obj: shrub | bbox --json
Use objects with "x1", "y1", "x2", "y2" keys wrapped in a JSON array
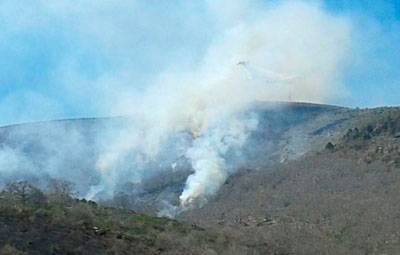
[{"x1": 0, "y1": 244, "x2": 27, "y2": 255}]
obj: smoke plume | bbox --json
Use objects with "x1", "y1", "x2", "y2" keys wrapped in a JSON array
[
  {"x1": 0, "y1": 0, "x2": 357, "y2": 212},
  {"x1": 122, "y1": 0, "x2": 351, "y2": 207}
]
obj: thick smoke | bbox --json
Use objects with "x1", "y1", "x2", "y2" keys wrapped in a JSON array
[
  {"x1": 91, "y1": 1, "x2": 352, "y2": 208},
  {"x1": 0, "y1": 1, "x2": 354, "y2": 212},
  {"x1": 180, "y1": 115, "x2": 258, "y2": 206}
]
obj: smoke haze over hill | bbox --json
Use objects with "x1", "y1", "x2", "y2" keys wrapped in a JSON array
[{"x1": 0, "y1": 0, "x2": 399, "y2": 213}]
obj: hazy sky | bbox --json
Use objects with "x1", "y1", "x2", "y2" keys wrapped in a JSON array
[{"x1": 0, "y1": 0, "x2": 399, "y2": 126}]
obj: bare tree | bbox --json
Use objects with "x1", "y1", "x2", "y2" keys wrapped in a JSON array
[
  {"x1": 6, "y1": 181, "x2": 44, "y2": 204},
  {"x1": 48, "y1": 179, "x2": 74, "y2": 196},
  {"x1": 47, "y1": 179, "x2": 74, "y2": 203}
]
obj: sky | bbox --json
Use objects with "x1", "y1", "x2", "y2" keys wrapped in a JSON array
[{"x1": 0, "y1": 0, "x2": 399, "y2": 126}]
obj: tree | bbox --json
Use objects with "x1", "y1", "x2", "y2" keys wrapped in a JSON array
[
  {"x1": 48, "y1": 179, "x2": 74, "y2": 196},
  {"x1": 6, "y1": 181, "x2": 45, "y2": 204},
  {"x1": 325, "y1": 142, "x2": 335, "y2": 151},
  {"x1": 47, "y1": 179, "x2": 74, "y2": 204},
  {"x1": 7, "y1": 181, "x2": 35, "y2": 200}
]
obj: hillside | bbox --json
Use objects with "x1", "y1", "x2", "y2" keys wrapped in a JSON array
[
  {"x1": 0, "y1": 184, "x2": 246, "y2": 255},
  {"x1": 180, "y1": 105, "x2": 400, "y2": 254},
  {"x1": 0, "y1": 102, "x2": 400, "y2": 254},
  {"x1": 0, "y1": 102, "x2": 349, "y2": 213}
]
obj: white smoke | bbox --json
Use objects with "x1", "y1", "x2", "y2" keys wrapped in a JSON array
[
  {"x1": 180, "y1": 114, "x2": 258, "y2": 206},
  {"x1": 98, "y1": 0, "x2": 352, "y2": 208},
  {"x1": 0, "y1": 0, "x2": 354, "y2": 212}
]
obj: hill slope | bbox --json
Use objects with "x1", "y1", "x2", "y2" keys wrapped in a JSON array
[
  {"x1": 180, "y1": 105, "x2": 400, "y2": 254},
  {"x1": 0, "y1": 188, "x2": 247, "y2": 255},
  {"x1": 1, "y1": 102, "x2": 400, "y2": 254}
]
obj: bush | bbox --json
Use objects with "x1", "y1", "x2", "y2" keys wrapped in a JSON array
[{"x1": 0, "y1": 244, "x2": 27, "y2": 255}]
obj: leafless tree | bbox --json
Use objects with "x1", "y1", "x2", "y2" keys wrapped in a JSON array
[{"x1": 6, "y1": 181, "x2": 44, "y2": 203}]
